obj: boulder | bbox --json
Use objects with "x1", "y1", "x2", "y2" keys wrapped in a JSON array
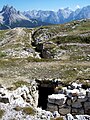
[
  {"x1": 0, "y1": 81, "x2": 38, "y2": 108},
  {"x1": 66, "y1": 113, "x2": 74, "y2": 120},
  {"x1": 48, "y1": 94, "x2": 66, "y2": 106},
  {"x1": 78, "y1": 88, "x2": 86, "y2": 97},
  {"x1": 65, "y1": 89, "x2": 79, "y2": 97},
  {"x1": 53, "y1": 111, "x2": 60, "y2": 118},
  {"x1": 66, "y1": 98, "x2": 72, "y2": 106},
  {"x1": 72, "y1": 101, "x2": 82, "y2": 108},
  {"x1": 84, "y1": 102, "x2": 90, "y2": 114},
  {"x1": 59, "y1": 105, "x2": 71, "y2": 115},
  {"x1": 76, "y1": 115, "x2": 90, "y2": 120},
  {"x1": 0, "y1": 97, "x2": 9, "y2": 103},
  {"x1": 47, "y1": 103, "x2": 58, "y2": 112},
  {"x1": 72, "y1": 108, "x2": 84, "y2": 115},
  {"x1": 71, "y1": 82, "x2": 82, "y2": 89}
]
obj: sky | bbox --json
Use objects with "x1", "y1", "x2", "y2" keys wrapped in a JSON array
[{"x1": 0, "y1": 0, "x2": 90, "y2": 11}]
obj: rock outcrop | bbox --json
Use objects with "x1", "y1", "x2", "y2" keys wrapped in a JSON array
[{"x1": 0, "y1": 81, "x2": 38, "y2": 108}]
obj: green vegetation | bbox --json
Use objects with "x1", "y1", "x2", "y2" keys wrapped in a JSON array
[
  {"x1": 13, "y1": 106, "x2": 22, "y2": 111},
  {"x1": 0, "y1": 30, "x2": 7, "y2": 39},
  {"x1": 14, "y1": 106, "x2": 35, "y2": 115},
  {"x1": 0, "y1": 19, "x2": 89, "y2": 87},
  {"x1": 0, "y1": 51, "x2": 7, "y2": 57},
  {"x1": 0, "y1": 109, "x2": 5, "y2": 118},
  {"x1": 55, "y1": 117, "x2": 64, "y2": 120},
  {"x1": 50, "y1": 117, "x2": 64, "y2": 120},
  {"x1": 13, "y1": 81, "x2": 31, "y2": 89},
  {"x1": 22, "y1": 107, "x2": 35, "y2": 115},
  {"x1": 51, "y1": 35, "x2": 90, "y2": 44},
  {"x1": 26, "y1": 56, "x2": 54, "y2": 62}
]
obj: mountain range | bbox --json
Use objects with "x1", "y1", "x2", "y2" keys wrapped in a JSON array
[
  {"x1": 24, "y1": 6, "x2": 90, "y2": 24},
  {"x1": 0, "y1": 5, "x2": 48, "y2": 29},
  {"x1": 0, "y1": 5, "x2": 90, "y2": 29}
]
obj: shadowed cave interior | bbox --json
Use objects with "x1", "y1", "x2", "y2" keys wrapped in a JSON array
[{"x1": 37, "y1": 81, "x2": 58, "y2": 109}]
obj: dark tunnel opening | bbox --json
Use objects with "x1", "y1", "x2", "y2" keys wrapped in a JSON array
[
  {"x1": 38, "y1": 86, "x2": 54, "y2": 110},
  {"x1": 36, "y1": 80, "x2": 59, "y2": 110}
]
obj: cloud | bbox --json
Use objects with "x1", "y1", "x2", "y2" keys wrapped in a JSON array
[{"x1": 76, "y1": 5, "x2": 80, "y2": 9}]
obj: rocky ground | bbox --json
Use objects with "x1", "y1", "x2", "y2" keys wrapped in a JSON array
[
  {"x1": 0, "y1": 80, "x2": 90, "y2": 120},
  {"x1": 0, "y1": 19, "x2": 90, "y2": 119}
]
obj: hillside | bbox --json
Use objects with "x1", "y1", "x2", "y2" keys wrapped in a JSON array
[{"x1": 0, "y1": 19, "x2": 89, "y2": 87}]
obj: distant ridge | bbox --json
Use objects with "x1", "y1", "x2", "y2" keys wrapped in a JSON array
[
  {"x1": 0, "y1": 5, "x2": 90, "y2": 29},
  {"x1": 23, "y1": 5, "x2": 90, "y2": 24}
]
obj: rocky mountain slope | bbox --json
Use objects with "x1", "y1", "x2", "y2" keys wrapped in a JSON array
[
  {"x1": 24, "y1": 5, "x2": 90, "y2": 24},
  {"x1": 0, "y1": 5, "x2": 48, "y2": 29},
  {"x1": 0, "y1": 19, "x2": 90, "y2": 61},
  {"x1": 0, "y1": 19, "x2": 90, "y2": 120},
  {"x1": 32, "y1": 19, "x2": 90, "y2": 60},
  {"x1": 0, "y1": 19, "x2": 89, "y2": 86}
]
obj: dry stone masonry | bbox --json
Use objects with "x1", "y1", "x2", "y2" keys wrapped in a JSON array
[
  {"x1": 47, "y1": 82, "x2": 90, "y2": 115},
  {"x1": 0, "y1": 80, "x2": 90, "y2": 120}
]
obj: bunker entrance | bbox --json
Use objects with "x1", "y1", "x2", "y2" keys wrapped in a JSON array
[{"x1": 37, "y1": 80, "x2": 58, "y2": 110}]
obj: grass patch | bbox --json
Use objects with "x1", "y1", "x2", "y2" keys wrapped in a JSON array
[
  {"x1": 0, "y1": 30, "x2": 7, "y2": 40},
  {"x1": 0, "y1": 51, "x2": 7, "y2": 57},
  {"x1": 22, "y1": 107, "x2": 35, "y2": 115},
  {"x1": 0, "y1": 109, "x2": 5, "y2": 118},
  {"x1": 26, "y1": 56, "x2": 54, "y2": 62},
  {"x1": 14, "y1": 106, "x2": 35, "y2": 115},
  {"x1": 13, "y1": 106, "x2": 22, "y2": 111},
  {"x1": 13, "y1": 81, "x2": 31, "y2": 89},
  {"x1": 55, "y1": 117, "x2": 64, "y2": 120},
  {"x1": 50, "y1": 117, "x2": 64, "y2": 120},
  {"x1": 51, "y1": 35, "x2": 90, "y2": 44}
]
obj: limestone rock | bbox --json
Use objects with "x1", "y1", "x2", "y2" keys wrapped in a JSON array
[
  {"x1": 0, "y1": 81, "x2": 38, "y2": 108},
  {"x1": 48, "y1": 94, "x2": 66, "y2": 106},
  {"x1": 47, "y1": 103, "x2": 58, "y2": 112},
  {"x1": 72, "y1": 108, "x2": 84, "y2": 115},
  {"x1": 71, "y1": 82, "x2": 82, "y2": 89},
  {"x1": 72, "y1": 101, "x2": 82, "y2": 108},
  {"x1": 66, "y1": 113, "x2": 74, "y2": 120},
  {"x1": 84, "y1": 102, "x2": 90, "y2": 114},
  {"x1": 66, "y1": 98, "x2": 72, "y2": 106},
  {"x1": 53, "y1": 111, "x2": 60, "y2": 118},
  {"x1": 76, "y1": 115, "x2": 90, "y2": 120},
  {"x1": 59, "y1": 105, "x2": 71, "y2": 115}
]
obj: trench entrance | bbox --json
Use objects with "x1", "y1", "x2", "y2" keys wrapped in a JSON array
[{"x1": 37, "y1": 80, "x2": 58, "y2": 110}]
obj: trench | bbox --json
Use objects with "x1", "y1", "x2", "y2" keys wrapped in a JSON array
[{"x1": 36, "y1": 80, "x2": 58, "y2": 110}]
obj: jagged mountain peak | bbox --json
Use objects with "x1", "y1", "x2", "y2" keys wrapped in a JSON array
[
  {"x1": 1, "y1": 5, "x2": 17, "y2": 14},
  {"x1": 24, "y1": 5, "x2": 90, "y2": 24},
  {"x1": 0, "y1": 5, "x2": 49, "y2": 29},
  {"x1": 2, "y1": 5, "x2": 21, "y2": 16}
]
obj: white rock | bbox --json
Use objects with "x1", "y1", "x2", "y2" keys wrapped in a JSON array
[
  {"x1": 72, "y1": 82, "x2": 82, "y2": 89},
  {"x1": 48, "y1": 94, "x2": 66, "y2": 105},
  {"x1": 76, "y1": 115, "x2": 90, "y2": 120},
  {"x1": 78, "y1": 88, "x2": 86, "y2": 97},
  {"x1": 66, "y1": 113, "x2": 74, "y2": 120},
  {"x1": 53, "y1": 111, "x2": 60, "y2": 118}
]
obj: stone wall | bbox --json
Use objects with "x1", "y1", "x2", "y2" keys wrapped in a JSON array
[{"x1": 47, "y1": 82, "x2": 90, "y2": 115}]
